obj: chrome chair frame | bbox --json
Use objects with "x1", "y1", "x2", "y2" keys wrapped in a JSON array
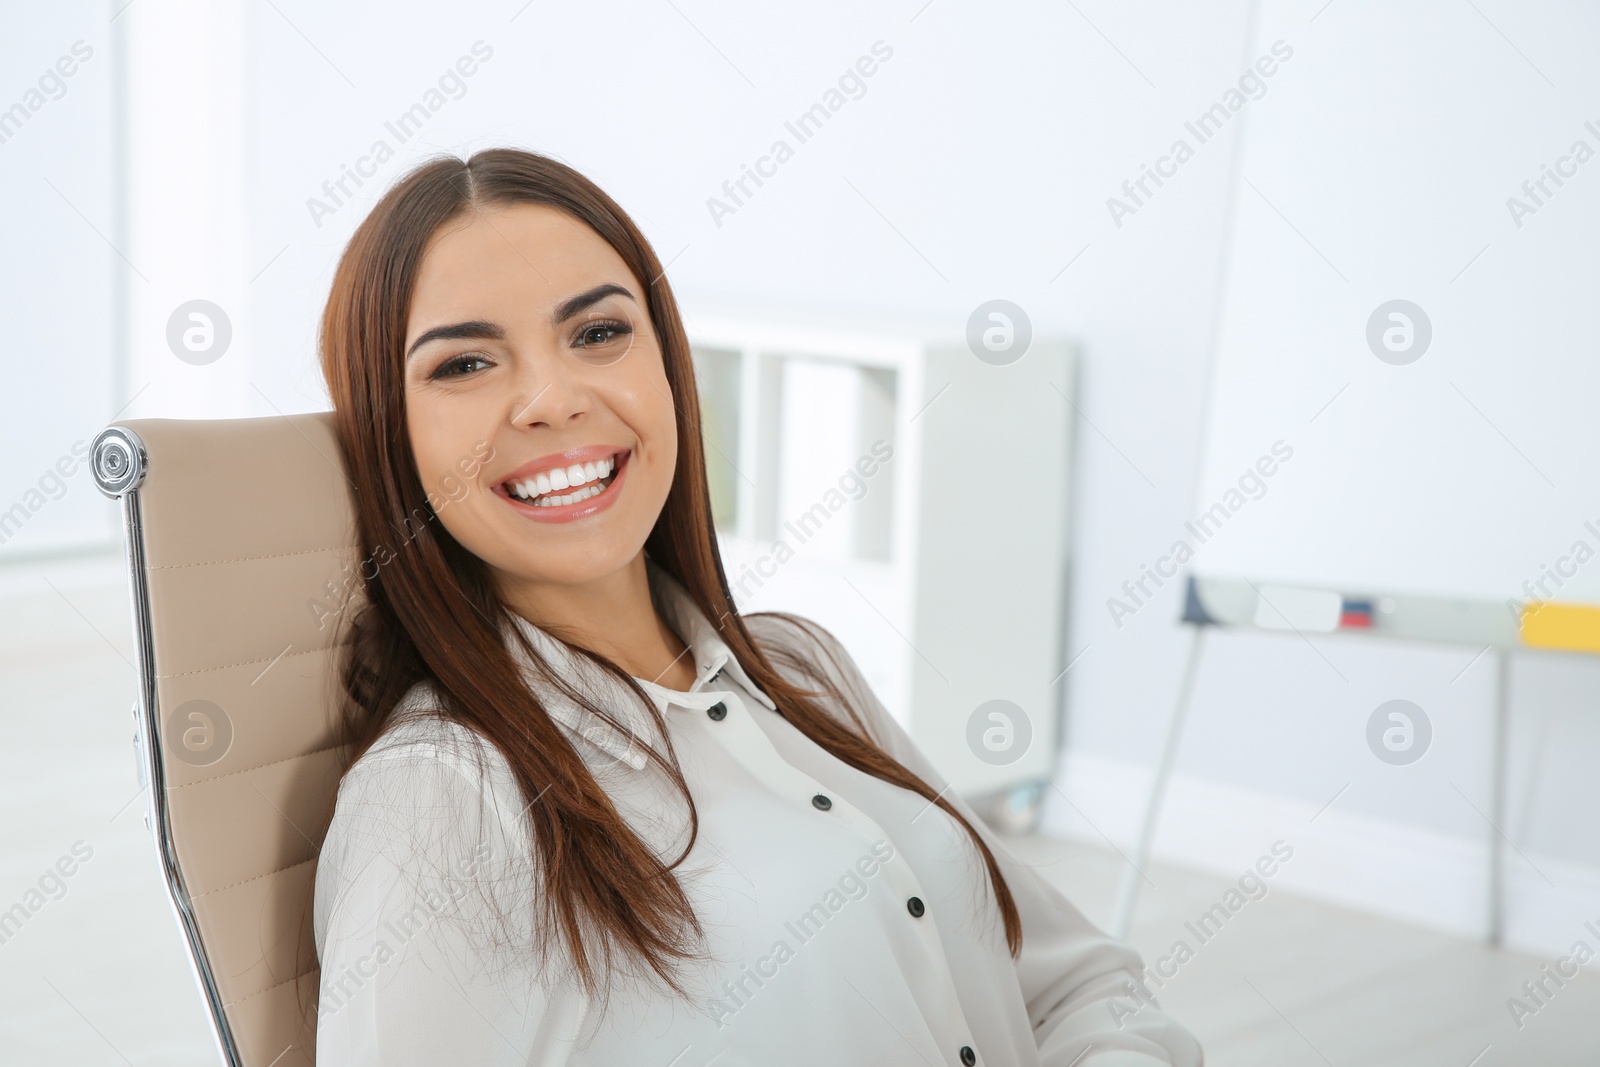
[{"x1": 93, "y1": 423, "x2": 246, "y2": 1067}]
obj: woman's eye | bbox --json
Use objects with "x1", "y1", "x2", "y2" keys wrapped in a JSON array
[
  {"x1": 575, "y1": 320, "x2": 631, "y2": 348},
  {"x1": 432, "y1": 353, "x2": 491, "y2": 379}
]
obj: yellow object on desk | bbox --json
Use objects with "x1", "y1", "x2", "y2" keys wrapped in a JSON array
[{"x1": 1520, "y1": 601, "x2": 1600, "y2": 653}]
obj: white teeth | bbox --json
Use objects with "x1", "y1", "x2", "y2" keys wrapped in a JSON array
[
  {"x1": 533, "y1": 482, "x2": 603, "y2": 507},
  {"x1": 506, "y1": 453, "x2": 621, "y2": 506}
]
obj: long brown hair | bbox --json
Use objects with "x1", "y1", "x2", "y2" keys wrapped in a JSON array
[{"x1": 306, "y1": 147, "x2": 1020, "y2": 1014}]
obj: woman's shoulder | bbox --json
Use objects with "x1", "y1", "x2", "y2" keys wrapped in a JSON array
[
  {"x1": 314, "y1": 681, "x2": 541, "y2": 963},
  {"x1": 325, "y1": 681, "x2": 525, "y2": 855},
  {"x1": 343, "y1": 684, "x2": 484, "y2": 780},
  {"x1": 362, "y1": 679, "x2": 483, "y2": 757}
]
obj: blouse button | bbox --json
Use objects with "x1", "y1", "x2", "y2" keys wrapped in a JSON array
[
  {"x1": 959, "y1": 1045, "x2": 976, "y2": 1065},
  {"x1": 811, "y1": 793, "x2": 833, "y2": 811},
  {"x1": 707, "y1": 701, "x2": 727, "y2": 721},
  {"x1": 906, "y1": 896, "x2": 925, "y2": 918}
]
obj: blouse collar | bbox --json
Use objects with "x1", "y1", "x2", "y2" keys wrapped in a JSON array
[{"x1": 498, "y1": 556, "x2": 777, "y2": 770}]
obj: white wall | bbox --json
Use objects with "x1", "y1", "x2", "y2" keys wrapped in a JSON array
[{"x1": 0, "y1": 8, "x2": 117, "y2": 559}]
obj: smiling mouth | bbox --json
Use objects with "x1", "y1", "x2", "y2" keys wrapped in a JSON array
[{"x1": 502, "y1": 452, "x2": 626, "y2": 508}]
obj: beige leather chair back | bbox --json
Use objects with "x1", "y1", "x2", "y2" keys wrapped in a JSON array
[{"x1": 93, "y1": 413, "x2": 359, "y2": 1067}]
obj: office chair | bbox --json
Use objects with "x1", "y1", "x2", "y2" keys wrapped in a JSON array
[{"x1": 92, "y1": 413, "x2": 360, "y2": 1067}]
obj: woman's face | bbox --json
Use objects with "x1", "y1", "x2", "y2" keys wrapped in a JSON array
[{"x1": 401, "y1": 202, "x2": 678, "y2": 598}]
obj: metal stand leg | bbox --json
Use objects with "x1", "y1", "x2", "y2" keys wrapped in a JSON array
[
  {"x1": 1109, "y1": 626, "x2": 1207, "y2": 939},
  {"x1": 1489, "y1": 649, "x2": 1511, "y2": 947}
]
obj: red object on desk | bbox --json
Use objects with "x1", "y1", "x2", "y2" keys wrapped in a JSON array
[{"x1": 1340, "y1": 599, "x2": 1374, "y2": 628}]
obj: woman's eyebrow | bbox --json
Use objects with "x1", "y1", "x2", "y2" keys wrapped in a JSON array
[
  {"x1": 404, "y1": 284, "x2": 636, "y2": 361},
  {"x1": 405, "y1": 320, "x2": 504, "y2": 362},
  {"x1": 552, "y1": 283, "x2": 635, "y2": 326}
]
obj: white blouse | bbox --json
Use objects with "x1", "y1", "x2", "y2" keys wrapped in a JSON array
[{"x1": 313, "y1": 561, "x2": 1203, "y2": 1066}]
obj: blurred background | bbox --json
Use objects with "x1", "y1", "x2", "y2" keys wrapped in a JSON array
[{"x1": 5, "y1": 0, "x2": 1600, "y2": 1063}]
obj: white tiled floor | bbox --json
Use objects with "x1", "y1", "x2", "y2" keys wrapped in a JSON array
[
  {"x1": 2, "y1": 552, "x2": 1596, "y2": 1064},
  {"x1": 0, "y1": 555, "x2": 219, "y2": 1065},
  {"x1": 1003, "y1": 832, "x2": 1600, "y2": 1065}
]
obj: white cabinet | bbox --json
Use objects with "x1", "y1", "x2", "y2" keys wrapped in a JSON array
[{"x1": 685, "y1": 307, "x2": 1077, "y2": 820}]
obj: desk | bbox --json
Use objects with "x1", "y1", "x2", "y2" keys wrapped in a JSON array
[{"x1": 1108, "y1": 573, "x2": 1592, "y2": 945}]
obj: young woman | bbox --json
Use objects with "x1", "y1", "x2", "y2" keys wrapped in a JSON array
[{"x1": 309, "y1": 147, "x2": 1202, "y2": 1066}]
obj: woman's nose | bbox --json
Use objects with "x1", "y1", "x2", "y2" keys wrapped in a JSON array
[{"x1": 508, "y1": 351, "x2": 588, "y2": 430}]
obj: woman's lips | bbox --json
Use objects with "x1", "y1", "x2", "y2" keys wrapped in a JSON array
[{"x1": 496, "y1": 450, "x2": 629, "y2": 524}]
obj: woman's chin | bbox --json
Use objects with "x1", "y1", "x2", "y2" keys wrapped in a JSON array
[{"x1": 489, "y1": 545, "x2": 643, "y2": 594}]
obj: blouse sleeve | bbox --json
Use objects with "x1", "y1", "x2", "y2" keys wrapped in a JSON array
[
  {"x1": 312, "y1": 713, "x2": 586, "y2": 1067},
  {"x1": 782, "y1": 617, "x2": 1205, "y2": 1067}
]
